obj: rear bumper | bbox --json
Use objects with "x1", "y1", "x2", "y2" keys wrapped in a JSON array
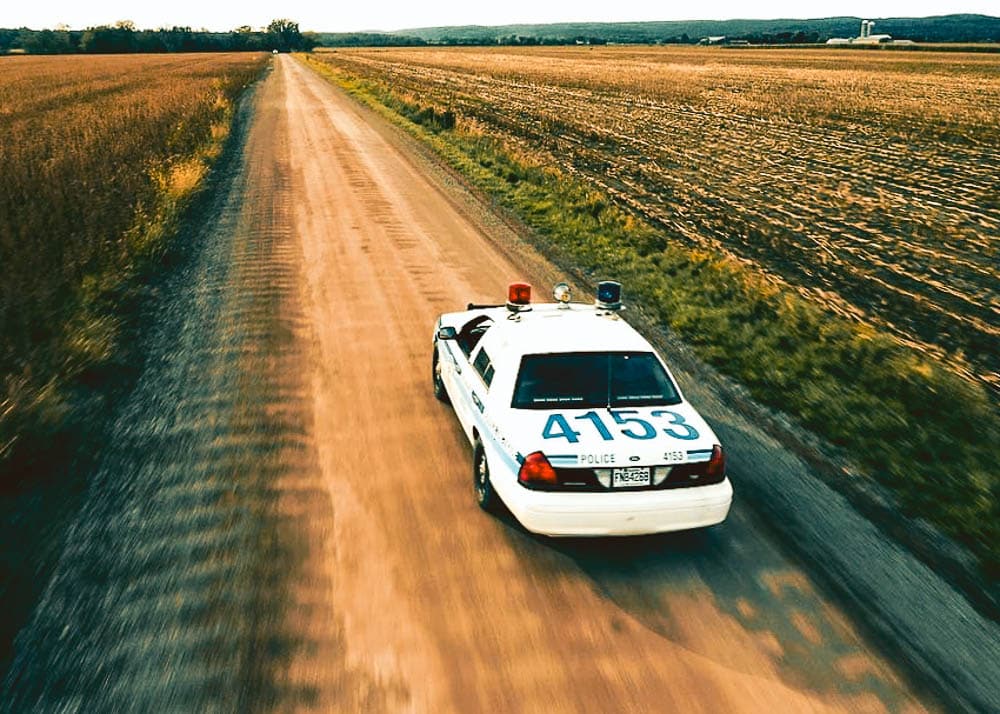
[{"x1": 501, "y1": 478, "x2": 733, "y2": 537}]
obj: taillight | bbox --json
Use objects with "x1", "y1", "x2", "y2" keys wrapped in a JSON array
[
  {"x1": 706, "y1": 445, "x2": 726, "y2": 479},
  {"x1": 518, "y1": 451, "x2": 558, "y2": 487}
]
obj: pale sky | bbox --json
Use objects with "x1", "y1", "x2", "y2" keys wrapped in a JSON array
[{"x1": 2, "y1": 1, "x2": 998, "y2": 33}]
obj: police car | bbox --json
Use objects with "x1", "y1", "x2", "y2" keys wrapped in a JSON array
[{"x1": 432, "y1": 280, "x2": 733, "y2": 536}]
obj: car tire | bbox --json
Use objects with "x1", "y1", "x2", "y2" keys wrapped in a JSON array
[
  {"x1": 473, "y1": 441, "x2": 498, "y2": 513},
  {"x1": 432, "y1": 344, "x2": 450, "y2": 404}
]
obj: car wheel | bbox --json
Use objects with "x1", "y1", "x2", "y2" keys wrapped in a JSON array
[
  {"x1": 473, "y1": 441, "x2": 498, "y2": 512},
  {"x1": 432, "y1": 344, "x2": 450, "y2": 404}
]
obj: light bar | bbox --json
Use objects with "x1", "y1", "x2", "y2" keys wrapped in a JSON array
[
  {"x1": 553, "y1": 282, "x2": 571, "y2": 304},
  {"x1": 507, "y1": 282, "x2": 532, "y2": 312},
  {"x1": 596, "y1": 280, "x2": 623, "y2": 310}
]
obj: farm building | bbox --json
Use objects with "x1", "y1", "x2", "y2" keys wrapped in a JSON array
[
  {"x1": 826, "y1": 20, "x2": 905, "y2": 45},
  {"x1": 697, "y1": 36, "x2": 750, "y2": 46}
]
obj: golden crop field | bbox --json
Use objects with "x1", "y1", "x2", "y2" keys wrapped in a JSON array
[
  {"x1": 318, "y1": 46, "x2": 1000, "y2": 393},
  {"x1": 0, "y1": 53, "x2": 266, "y2": 467}
]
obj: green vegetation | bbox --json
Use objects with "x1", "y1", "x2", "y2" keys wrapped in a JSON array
[
  {"x1": 312, "y1": 32, "x2": 429, "y2": 48},
  {"x1": 378, "y1": 14, "x2": 999, "y2": 45},
  {"x1": 303, "y1": 55, "x2": 1000, "y2": 579},
  {"x1": 5, "y1": 14, "x2": 995, "y2": 55},
  {"x1": 0, "y1": 19, "x2": 313, "y2": 54}
]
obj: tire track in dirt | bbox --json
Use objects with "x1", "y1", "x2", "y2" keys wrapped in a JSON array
[{"x1": 1, "y1": 63, "x2": 393, "y2": 713}]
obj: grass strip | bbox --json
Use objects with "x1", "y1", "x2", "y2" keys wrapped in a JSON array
[{"x1": 302, "y1": 54, "x2": 999, "y2": 580}]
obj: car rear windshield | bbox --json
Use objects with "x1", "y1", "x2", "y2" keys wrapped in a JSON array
[{"x1": 512, "y1": 352, "x2": 681, "y2": 409}]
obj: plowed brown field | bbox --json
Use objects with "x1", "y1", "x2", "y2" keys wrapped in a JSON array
[{"x1": 314, "y1": 47, "x2": 1000, "y2": 392}]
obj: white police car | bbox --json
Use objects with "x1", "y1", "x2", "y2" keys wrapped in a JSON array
[{"x1": 432, "y1": 281, "x2": 733, "y2": 536}]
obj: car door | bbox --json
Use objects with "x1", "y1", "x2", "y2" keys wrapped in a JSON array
[
  {"x1": 446, "y1": 341, "x2": 476, "y2": 439},
  {"x1": 445, "y1": 316, "x2": 493, "y2": 440},
  {"x1": 437, "y1": 331, "x2": 462, "y2": 405}
]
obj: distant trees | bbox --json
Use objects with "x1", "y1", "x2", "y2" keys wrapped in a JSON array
[
  {"x1": 267, "y1": 19, "x2": 313, "y2": 51},
  {"x1": 1, "y1": 19, "x2": 315, "y2": 54},
  {"x1": 80, "y1": 22, "x2": 141, "y2": 53},
  {"x1": 4, "y1": 15, "x2": 997, "y2": 54},
  {"x1": 18, "y1": 28, "x2": 75, "y2": 54},
  {"x1": 0, "y1": 28, "x2": 18, "y2": 53},
  {"x1": 315, "y1": 14, "x2": 1000, "y2": 47},
  {"x1": 733, "y1": 30, "x2": 820, "y2": 45},
  {"x1": 314, "y1": 32, "x2": 427, "y2": 47}
]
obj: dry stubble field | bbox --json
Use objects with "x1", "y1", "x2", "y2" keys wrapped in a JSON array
[
  {"x1": 0, "y1": 53, "x2": 266, "y2": 469},
  {"x1": 0, "y1": 52, "x2": 266, "y2": 675},
  {"x1": 321, "y1": 46, "x2": 1000, "y2": 393}
]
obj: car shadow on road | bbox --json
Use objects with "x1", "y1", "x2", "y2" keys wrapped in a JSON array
[{"x1": 492, "y1": 497, "x2": 918, "y2": 713}]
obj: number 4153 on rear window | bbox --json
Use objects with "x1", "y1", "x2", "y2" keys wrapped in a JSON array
[{"x1": 542, "y1": 410, "x2": 699, "y2": 443}]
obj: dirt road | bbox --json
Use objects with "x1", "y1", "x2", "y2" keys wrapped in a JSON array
[{"x1": 0, "y1": 55, "x2": 968, "y2": 712}]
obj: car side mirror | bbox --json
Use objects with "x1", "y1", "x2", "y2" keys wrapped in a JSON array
[{"x1": 437, "y1": 326, "x2": 457, "y2": 340}]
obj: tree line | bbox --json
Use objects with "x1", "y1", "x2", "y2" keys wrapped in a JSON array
[
  {"x1": 1, "y1": 19, "x2": 314, "y2": 54},
  {"x1": 4, "y1": 14, "x2": 997, "y2": 54},
  {"x1": 391, "y1": 14, "x2": 1000, "y2": 45}
]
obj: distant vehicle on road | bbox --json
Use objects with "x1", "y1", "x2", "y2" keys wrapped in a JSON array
[{"x1": 432, "y1": 281, "x2": 733, "y2": 536}]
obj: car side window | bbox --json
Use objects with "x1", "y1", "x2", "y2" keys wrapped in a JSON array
[
  {"x1": 472, "y1": 347, "x2": 495, "y2": 388},
  {"x1": 457, "y1": 315, "x2": 493, "y2": 357}
]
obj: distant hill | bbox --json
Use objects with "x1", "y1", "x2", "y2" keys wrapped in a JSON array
[
  {"x1": 313, "y1": 32, "x2": 427, "y2": 47},
  {"x1": 316, "y1": 14, "x2": 999, "y2": 46}
]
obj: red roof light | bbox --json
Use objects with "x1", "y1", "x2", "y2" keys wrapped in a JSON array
[
  {"x1": 508, "y1": 282, "x2": 531, "y2": 304},
  {"x1": 507, "y1": 282, "x2": 532, "y2": 312}
]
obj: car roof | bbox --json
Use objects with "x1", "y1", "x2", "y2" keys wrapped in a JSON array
[{"x1": 473, "y1": 303, "x2": 653, "y2": 359}]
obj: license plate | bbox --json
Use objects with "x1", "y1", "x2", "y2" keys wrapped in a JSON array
[{"x1": 612, "y1": 467, "x2": 651, "y2": 488}]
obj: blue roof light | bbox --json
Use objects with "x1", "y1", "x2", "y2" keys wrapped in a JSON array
[{"x1": 596, "y1": 281, "x2": 623, "y2": 310}]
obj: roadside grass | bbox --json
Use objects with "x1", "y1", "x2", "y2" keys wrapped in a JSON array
[{"x1": 302, "y1": 55, "x2": 1000, "y2": 580}]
